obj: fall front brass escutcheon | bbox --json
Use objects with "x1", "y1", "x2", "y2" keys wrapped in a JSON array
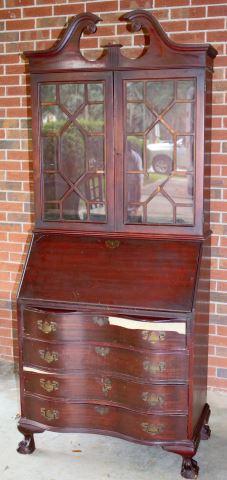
[
  {"x1": 37, "y1": 320, "x2": 57, "y2": 334},
  {"x1": 41, "y1": 408, "x2": 59, "y2": 421},
  {"x1": 40, "y1": 379, "x2": 59, "y2": 393},
  {"x1": 101, "y1": 377, "x2": 112, "y2": 396},
  {"x1": 105, "y1": 239, "x2": 120, "y2": 249},
  {"x1": 95, "y1": 346, "x2": 110, "y2": 357},
  {"x1": 39, "y1": 350, "x2": 59, "y2": 364},
  {"x1": 142, "y1": 330, "x2": 166, "y2": 345},
  {"x1": 142, "y1": 392, "x2": 164, "y2": 407},
  {"x1": 141, "y1": 423, "x2": 164, "y2": 435},
  {"x1": 143, "y1": 360, "x2": 166, "y2": 374}
]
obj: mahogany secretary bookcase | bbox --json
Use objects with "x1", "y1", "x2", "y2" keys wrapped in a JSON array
[{"x1": 17, "y1": 10, "x2": 217, "y2": 479}]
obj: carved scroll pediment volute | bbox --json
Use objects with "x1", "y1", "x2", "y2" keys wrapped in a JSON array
[
  {"x1": 118, "y1": 10, "x2": 217, "y2": 70},
  {"x1": 24, "y1": 9, "x2": 217, "y2": 73},
  {"x1": 24, "y1": 12, "x2": 108, "y2": 72}
]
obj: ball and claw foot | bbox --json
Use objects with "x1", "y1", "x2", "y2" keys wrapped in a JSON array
[
  {"x1": 181, "y1": 457, "x2": 199, "y2": 479},
  {"x1": 201, "y1": 424, "x2": 211, "y2": 440},
  {"x1": 17, "y1": 434, "x2": 35, "y2": 455}
]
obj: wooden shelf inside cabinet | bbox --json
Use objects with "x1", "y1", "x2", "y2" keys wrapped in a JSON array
[{"x1": 17, "y1": 9, "x2": 216, "y2": 479}]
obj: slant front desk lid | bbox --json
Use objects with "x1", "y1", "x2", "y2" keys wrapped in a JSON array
[{"x1": 18, "y1": 234, "x2": 200, "y2": 313}]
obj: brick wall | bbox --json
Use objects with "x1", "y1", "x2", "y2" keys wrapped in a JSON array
[{"x1": 0, "y1": 0, "x2": 226, "y2": 391}]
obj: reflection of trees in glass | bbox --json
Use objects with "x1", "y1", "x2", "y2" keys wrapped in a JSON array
[
  {"x1": 41, "y1": 106, "x2": 67, "y2": 133},
  {"x1": 87, "y1": 83, "x2": 104, "y2": 101},
  {"x1": 127, "y1": 103, "x2": 155, "y2": 133},
  {"x1": 126, "y1": 81, "x2": 144, "y2": 100},
  {"x1": 77, "y1": 105, "x2": 104, "y2": 132},
  {"x1": 41, "y1": 84, "x2": 56, "y2": 103},
  {"x1": 61, "y1": 124, "x2": 85, "y2": 182},
  {"x1": 60, "y1": 84, "x2": 85, "y2": 114},
  {"x1": 146, "y1": 81, "x2": 174, "y2": 113},
  {"x1": 43, "y1": 137, "x2": 57, "y2": 170}
]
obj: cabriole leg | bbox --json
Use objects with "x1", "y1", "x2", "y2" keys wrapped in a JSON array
[{"x1": 17, "y1": 423, "x2": 44, "y2": 454}]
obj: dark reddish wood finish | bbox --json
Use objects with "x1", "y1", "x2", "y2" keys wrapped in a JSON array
[
  {"x1": 23, "y1": 338, "x2": 188, "y2": 381},
  {"x1": 17, "y1": 9, "x2": 216, "y2": 479},
  {"x1": 24, "y1": 371, "x2": 188, "y2": 413},
  {"x1": 23, "y1": 395, "x2": 188, "y2": 441},
  {"x1": 19, "y1": 235, "x2": 199, "y2": 313}
]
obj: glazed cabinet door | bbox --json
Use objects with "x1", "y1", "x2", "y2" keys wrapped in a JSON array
[
  {"x1": 32, "y1": 71, "x2": 114, "y2": 231},
  {"x1": 114, "y1": 69, "x2": 205, "y2": 236}
]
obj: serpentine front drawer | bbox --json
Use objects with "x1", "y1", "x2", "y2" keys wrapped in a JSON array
[
  {"x1": 23, "y1": 308, "x2": 187, "y2": 350},
  {"x1": 23, "y1": 338, "x2": 189, "y2": 382},
  {"x1": 23, "y1": 395, "x2": 188, "y2": 442},
  {"x1": 24, "y1": 370, "x2": 188, "y2": 414}
]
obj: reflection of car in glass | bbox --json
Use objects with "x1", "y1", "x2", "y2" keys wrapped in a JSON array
[
  {"x1": 147, "y1": 137, "x2": 185, "y2": 174},
  {"x1": 146, "y1": 135, "x2": 193, "y2": 196}
]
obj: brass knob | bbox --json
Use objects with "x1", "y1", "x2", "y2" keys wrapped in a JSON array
[
  {"x1": 41, "y1": 408, "x2": 59, "y2": 421},
  {"x1": 37, "y1": 320, "x2": 57, "y2": 334}
]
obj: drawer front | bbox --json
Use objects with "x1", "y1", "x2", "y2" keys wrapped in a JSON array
[
  {"x1": 23, "y1": 339, "x2": 188, "y2": 381},
  {"x1": 24, "y1": 371, "x2": 188, "y2": 413},
  {"x1": 23, "y1": 395, "x2": 188, "y2": 441},
  {"x1": 23, "y1": 308, "x2": 186, "y2": 350}
]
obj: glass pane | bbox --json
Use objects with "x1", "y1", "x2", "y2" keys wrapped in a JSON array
[
  {"x1": 127, "y1": 172, "x2": 168, "y2": 204},
  {"x1": 87, "y1": 83, "x2": 104, "y2": 102},
  {"x1": 90, "y1": 203, "x2": 106, "y2": 222},
  {"x1": 163, "y1": 103, "x2": 194, "y2": 133},
  {"x1": 78, "y1": 175, "x2": 105, "y2": 202},
  {"x1": 147, "y1": 122, "x2": 173, "y2": 174},
  {"x1": 42, "y1": 137, "x2": 57, "y2": 170},
  {"x1": 77, "y1": 104, "x2": 104, "y2": 132},
  {"x1": 41, "y1": 106, "x2": 67, "y2": 133},
  {"x1": 163, "y1": 174, "x2": 193, "y2": 205},
  {"x1": 177, "y1": 136, "x2": 194, "y2": 172},
  {"x1": 43, "y1": 173, "x2": 69, "y2": 201},
  {"x1": 127, "y1": 103, "x2": 155, "y2": 133},
  {"x1": 62, "y1": 191, "x2": 87, "y2": 221},
  {"x1": 60, "y1": 124, "x2": 85, "y2": 182},
  {"x1": 127, "y1": 205, "x2": 143, "y2": 223},
  {"x1": 126, "y1": 138, "x2": 144, "y2": 171},
  {"x1": 41, "y1": 84, "x2": 56, "y2": 103},
  {"x1": 146, "y1": 80, "x2": 174, "y2": 114},
  {"x1": 177, "y1": 80, "x2": 195, "y2": 100},
  {"x1": 44, "y1": 203, "x2": 60, "y2": 220},
  {"x1": 60, "y1": 84, "x2": 85, "y2": 114},
  {"x1": 147, "y1": 194, "x2": 173, "y2": 224},
  {"x1": 126, "y1": 81, "x2": 144, "y2": 100},
  {"x1": 87, "y1": 136, "x2": 104, "y2": 172},
  {"x1": 176, "y1": 205, "x2": 194, "y2": 225}
]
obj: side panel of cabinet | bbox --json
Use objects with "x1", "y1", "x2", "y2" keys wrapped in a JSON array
[
  {"x1": 31, "y1": 71, "x2": 115, "y2": 231},
  {"x1": 114, "y1": 69, "x2": 205, "y2": 236}
]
